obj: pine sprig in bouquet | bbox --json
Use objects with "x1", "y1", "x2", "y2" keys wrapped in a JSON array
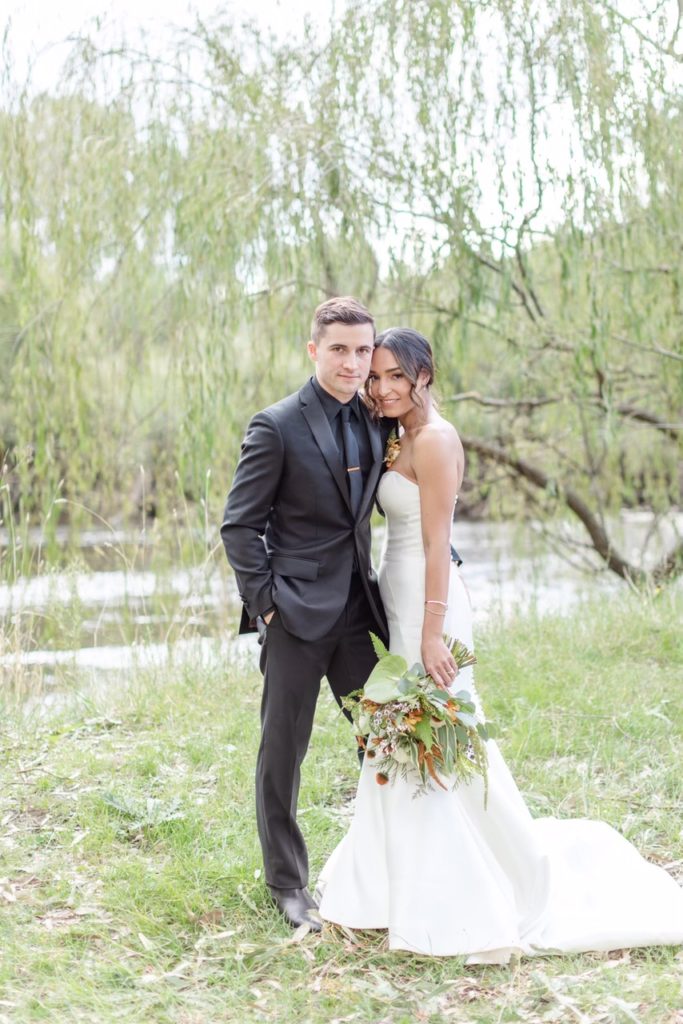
[{"x1": 342, "y1": 634, "x2": 494, "y2": 802}]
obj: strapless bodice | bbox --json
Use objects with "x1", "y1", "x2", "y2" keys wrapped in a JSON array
[
  {"x1": 377, "y1": 471, "x2": 424, "y2": 560},
  {"x1": 378, "y1": 471, "x2": 457, "y2": 562}
]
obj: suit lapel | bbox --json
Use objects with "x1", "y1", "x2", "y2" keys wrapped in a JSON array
[
  {"x1": 357, "y1": 402, "x2": 384, "y2": 520},
  {"x1": 299, "y1": 380, "x2": 352, "y2": 512}
]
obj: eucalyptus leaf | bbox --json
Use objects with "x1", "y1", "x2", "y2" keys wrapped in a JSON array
[
  {"x1": 364, "y1": 654, "x2": 408, "y2": 702},
  {"x1": 414, "y1": 716, "x2": 433, "y2": 751},
  {"x1": 442, "y1": 723, "x2": 456, "y2": 763},
  {"x1": 457, "y1": 711, "x2": 478, "y2": 728},
  {"x1": 398, "y1": 675, "x2": 418, "y2": 696},
  {"x1": 364, "y1": 676, "x2": 402, "y2": 703}
]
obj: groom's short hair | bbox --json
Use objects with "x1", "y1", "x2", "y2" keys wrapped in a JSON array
[{"x1": 311, "y1": 296, "x2": 375, "y2": 344}]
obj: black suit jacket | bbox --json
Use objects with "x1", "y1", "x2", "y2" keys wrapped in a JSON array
[{"x1": 221, "y1": 379, "x2": 395, "y2": 643}]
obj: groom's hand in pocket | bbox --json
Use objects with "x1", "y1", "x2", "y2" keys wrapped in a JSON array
[{"x1": 256, "y1": 608, "x2": 275, "y2": 645}]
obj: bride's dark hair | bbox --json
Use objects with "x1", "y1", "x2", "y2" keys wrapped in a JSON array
[{"x1": 365, "y1": 327, "x2": 436, "y2": 417}]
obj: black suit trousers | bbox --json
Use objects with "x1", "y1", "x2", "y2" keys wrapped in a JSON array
[{"x1": 256, "y1": 573, "x2": 378, "y2": 890}]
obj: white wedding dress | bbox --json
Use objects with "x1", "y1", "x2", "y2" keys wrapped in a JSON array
[{"x1": 318, "y1": 471, "x2": 683, "y2": 961}]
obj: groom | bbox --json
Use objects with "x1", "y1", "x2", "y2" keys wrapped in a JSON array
[{"x1": 221, "y1": 296, "x2": 394, "y2": 931}]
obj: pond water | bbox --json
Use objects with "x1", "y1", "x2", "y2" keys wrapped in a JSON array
[{"x1": 1, "y1": 510, "x2": 679, "y2": 702}]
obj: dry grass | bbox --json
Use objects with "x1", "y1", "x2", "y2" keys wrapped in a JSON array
[{"x1": 1, "y1": 589, "x2": 682, "y2": 1023}]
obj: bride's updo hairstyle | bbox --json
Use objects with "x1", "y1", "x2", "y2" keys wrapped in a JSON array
[{"x1": 366, "y1": 327, "x2": 436, "y2": 416}]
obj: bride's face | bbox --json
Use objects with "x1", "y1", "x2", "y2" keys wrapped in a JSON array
[{"x1": 367, "y1": 345, "x2": 427, "y2": 417}]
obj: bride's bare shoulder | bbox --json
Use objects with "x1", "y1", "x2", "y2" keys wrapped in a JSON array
[
  {"x1": 411, "y1": 418, "x2": 465, "y2": 490},
  {"x1": 413, "y1": 417, "x2": 464, "y2": 459}
]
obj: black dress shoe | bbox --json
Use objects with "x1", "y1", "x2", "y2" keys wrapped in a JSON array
[{"x1": 268, "y1": 886, "x2": 322, "y2": 931}]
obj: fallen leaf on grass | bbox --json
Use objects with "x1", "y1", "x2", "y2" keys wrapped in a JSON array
[
  {"x1": 603, "y1": 996, "x2": 643, "y2": 1024},
  {"x1": 237, "y1": 883, "x2": 261, "y2": 914},
  {"x1": 37, "y1": 908, "x2": 82, "y2": 929},
  {"x1": 190, "y1": 908, "x2": 225, "y2": 929},
  {"x1": 138, "y1": 932, "x2": 155, "y2": 951},
  {"x1": 194, "y1": 928, "x2": 239, "y2": 949},
  {"x1": 102, "y1": 792, "x2": 185, "y2": 834},
  {"x1": 7, "y1": 808, "x2": 50, "y2": 832},
  {"x1": 137, "y1": 973, "x2": 161, "y2": 986},
  {"x1": 337, "y1": 924, "x2": 360, "y2": 945},
  {"x1": 663, "y1": 859, "x2": 683, "y2": 881},
  {"x1": 290, "y1": 921, "x2": 314, "y2": 943},
  {"x1": 449, "y1": 981, "x2": 483, "y2": 1002},
  {"x1": 601, "y1": 949, "x2": 631, "y2": 968}
]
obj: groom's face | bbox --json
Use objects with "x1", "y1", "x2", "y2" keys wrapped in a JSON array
[{"x1": 308, "y1": 323, "x2": 375, "y2": 403}]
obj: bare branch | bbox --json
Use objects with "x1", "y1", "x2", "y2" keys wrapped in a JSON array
[
  {"x1": 610, "y1": 403, "x2": 682, "y2": 443},
  {"x1": 461, "y1": 434, "x2": 647, "y2": 583},
  {"x1": 611, "y1": 333, "x2": 683, "y2": 363},
  {"x1": 470, "y1": 250, "x2": 540, "y2": 326},
  {"x1": 515, "y1": 232, "x2": 546, "y2": 319},
  {"x1": 446, "y1": 391, "x2": 561, "y2": 411},
  {"x1": 601, "y1": 2, "x2": 683, "y2": 62},
  {"x1": 447, "y1": 391, "x2": 681, "y2": 442},
  {"x1": 607, "y1": 261, "x2": 676, "y2": 275}
]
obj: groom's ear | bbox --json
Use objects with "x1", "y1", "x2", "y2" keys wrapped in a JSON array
[{"x1": 307, "y1": 339, "x2": 317, "y2": 362}]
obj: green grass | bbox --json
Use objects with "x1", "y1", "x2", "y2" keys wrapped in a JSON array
[{"x1": 1, "y1": 591, "x2": 682, "y2": 1023}]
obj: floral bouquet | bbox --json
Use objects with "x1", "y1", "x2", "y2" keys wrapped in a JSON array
[{"x1": 342, "y1": 634, "x2": 494, "y2": 802}]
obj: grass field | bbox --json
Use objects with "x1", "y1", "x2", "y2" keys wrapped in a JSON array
[{"x1": 1, "y1": 590, "x2": 682, "y2": 1023}]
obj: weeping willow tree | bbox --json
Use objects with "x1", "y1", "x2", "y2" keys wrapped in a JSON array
[
  {"x1": 0, "y1": 0, "x2": 681, "y2": 581},
  {"x1": 259, "y1": 0, "x2": 683, "y2": 582}
]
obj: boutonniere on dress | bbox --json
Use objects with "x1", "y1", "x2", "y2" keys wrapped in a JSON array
[{"x1": 384, "y1": 429, "x2": 401, "y2": 467}]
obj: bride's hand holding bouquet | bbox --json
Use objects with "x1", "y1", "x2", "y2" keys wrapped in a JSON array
[{"x1": 342, "y1": 634, "x2": 495, "y2": 802}]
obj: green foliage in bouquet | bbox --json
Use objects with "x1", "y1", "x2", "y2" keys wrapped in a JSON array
[{"x1": 342, "y1": 634, "x2": 495, "y2": 803}]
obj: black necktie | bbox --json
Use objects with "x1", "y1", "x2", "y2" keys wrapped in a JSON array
[{"x1": 340, "y1": 405, "x2": 362, "y2": 516}]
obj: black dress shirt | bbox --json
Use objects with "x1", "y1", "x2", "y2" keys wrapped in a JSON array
[{"x1": 310, "y1": 377, "x2": 372, "y2": 483}]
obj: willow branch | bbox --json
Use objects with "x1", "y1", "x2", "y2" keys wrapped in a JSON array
[
  {"x1": 447, "y1": 391, "x2": 561, "y2": 411},
  {"x1": 601, "y1": 2, "x2": 683, "y2": 62},
  {"x1": 610, "y1": 403, "x2": 681, "y2": 443},
  {"x1": 447, "y1": 391, "x2": 681, "y2": 442},
  {"x1": 611, "y1": 334, "x2": 683, "y2": 363},
  {"x1": 460, "y1": 435, "x2": 645, "y2": 583}
]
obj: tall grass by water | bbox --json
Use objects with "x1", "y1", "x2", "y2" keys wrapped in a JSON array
[{"x1": 1, "y1": 591, "x2": 681, "y2": 1023}]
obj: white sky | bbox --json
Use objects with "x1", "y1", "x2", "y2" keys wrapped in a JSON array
[
  {"x1": 5, "y1": 1, "x2": 681, "y2": 251},
  {"x1": 5, "y1": 0, "x2": 335, "y2": 91}
]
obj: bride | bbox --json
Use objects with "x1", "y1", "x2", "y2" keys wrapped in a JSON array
[{"x1": 318, "y1": 327, "x2": 683, "y2": 961}]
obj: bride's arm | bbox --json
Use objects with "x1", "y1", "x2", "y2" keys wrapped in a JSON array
[{"x1": 413, "y1": 426, "x2": 464, "y2": 689}]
